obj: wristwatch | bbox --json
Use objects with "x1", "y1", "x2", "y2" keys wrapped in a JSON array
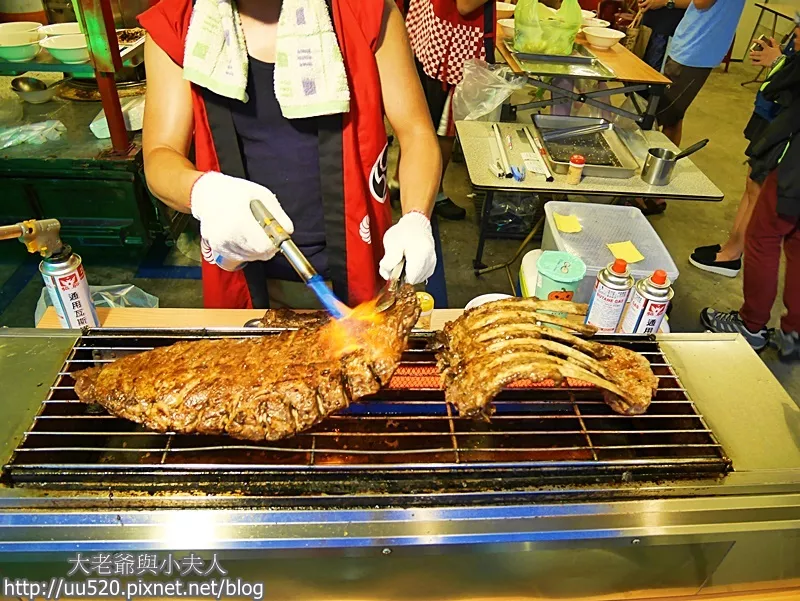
[{"x1": 666, "y1": 0, "x2": 675, "y2": 7}]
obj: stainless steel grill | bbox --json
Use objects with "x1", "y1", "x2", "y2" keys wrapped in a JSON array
[{"x1": 3, "y1": 329, "x2": 732, "y2": 494}]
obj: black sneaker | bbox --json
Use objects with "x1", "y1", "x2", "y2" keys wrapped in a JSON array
[
  {"x1": 689, "y1": 252, "x2": 741, "y2": 277},
  {"x1": 772, "y1": 329, "x2": 800, "y2": 362},
  {"x1": 692, "y1": 244, "x2": 721, "y2": 258},
  {"x1": 700, "y1": 308, "x2": 769, "y2": 351},
  {"x1": 434, "y1": 197, "x2": 466, "y2": 220}
]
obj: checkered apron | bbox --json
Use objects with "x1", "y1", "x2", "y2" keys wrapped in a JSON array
[{"x1": 406, "y1": 0, "x2": 490, "y2": 87}]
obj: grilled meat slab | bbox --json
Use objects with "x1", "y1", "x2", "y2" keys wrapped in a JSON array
[
  {"x1": 258, "y1": 308, "x2": 329, "y2": 329},
  {"x1": 73, "y1": 286, "x2": 420, "y2": 441},
  {"x1": 437, "y1": 298, "x2": 657, "y2": 416}
]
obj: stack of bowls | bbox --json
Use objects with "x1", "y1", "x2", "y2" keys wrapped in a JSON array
[
  {"x1": 39, "y1": 33, "x2": 89, "y2": 64},
  {"x1": 496, "y1": 1, "x2": 515, "y2": 20},
  {"x1": 582, "y1": 17, "x2": 611, "y2": 28},
  {"x1": 582, "y1": 26, "x2": 625, "y2": 49},
  {"x1": 38, "y1": 22, "x2": 82, "y2": 36},
  {"x1": 0, "y1": 21, "x2": 89, "y2": 64},
  {"x1": 0, "y1": 22, "x2": 43, "y2": 63}
]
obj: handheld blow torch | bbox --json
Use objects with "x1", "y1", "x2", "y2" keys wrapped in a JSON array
[
  {"x1": 249, "y1": 199, "x2": 349, "y2": 319},
  {"x1": 0, "y1": 218, "x2": 64, "y2": 258},
  {"x1": 0, "y1": 218, "x2": 99, "y2": 328}
]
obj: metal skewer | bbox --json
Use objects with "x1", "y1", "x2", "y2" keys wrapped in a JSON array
[
  {"x1": 491, "y1": 123, "x2": 512, "y2": 177},
  {"x1": 523, "y1": 126, "x2": 554, "y2": 182}
]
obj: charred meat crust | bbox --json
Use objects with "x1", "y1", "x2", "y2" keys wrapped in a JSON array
[
  {"x1": 258, "y1": 309, "x2": 329, "y2": 329},
  {"x1": 72, "y1": 286, "x2": 421, "y2": 442}
]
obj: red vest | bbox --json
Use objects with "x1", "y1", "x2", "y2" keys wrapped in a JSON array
[{"x1": 139, "y1": 0, "x2": 392, "y2": 308}]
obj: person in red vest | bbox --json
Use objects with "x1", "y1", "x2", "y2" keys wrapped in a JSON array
[
  {"x1": 139, "y1": 0, "x2": 442, "y2": 310},
  {"x1": 400, "y1": 0, "x2": 495, "y2": 220}
]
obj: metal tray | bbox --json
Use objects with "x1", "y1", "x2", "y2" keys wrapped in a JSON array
[
  {"x1": 513, "y1": 42, "x2": 596, "y2": 64},
  {"x1": 505, "y1": 40, "x2": 616, "y2": 79},
  {"x1": 532, "y1": 115, "x2": 639, "y2": 179}
]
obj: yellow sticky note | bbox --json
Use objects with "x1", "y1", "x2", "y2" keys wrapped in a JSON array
[
  {"x1": 607, "y1": 241, "x2": 645, "y2": 263},
  {"x1": 554, "y1": 213, "x2": 582, "y2": 233}
]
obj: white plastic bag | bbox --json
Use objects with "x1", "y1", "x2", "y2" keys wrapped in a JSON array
[
  {"x1": 0, "y1": 98, "x2": 23, "y2": 127},
  {"x1": 90, "y1": 96, "x2": 145, "y2": 139},
  {"x1": 35, "y1": 284, "x2": 159, "y2": 324},
  {"x1": 0, "y1": 120, "x2": 65, "y2": 150},
  {"x1": 453, "y1": 60, "x2": 526, "y2": 122}
]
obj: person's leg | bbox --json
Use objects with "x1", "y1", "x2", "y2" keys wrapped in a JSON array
[
  {"x1": 439, "y1": 135, "x2": 454, "y2": 182},
  {"x1": 550, "y1": 78, "x2": 574, "y2": 116},
  {"x1": 432, "y1": 134, "x2": 465, "y2": 219},
  {"x1": 739, "y1": 171, "x2": 785, "y2": 332},
  {"x1": 719, "y1": 174, "x2": 761, "y2": 261},
  {"x1": 691, "y1": 171, "x2": 761, "y2": 275},
  {"x1": 431, "y1": 91, "x2": 465, "y2": 220},
  {"x1": 661, "y1": 119, "x2": 682, "y2": 147},
  {"x1": 779, "y1": 220, "x2": 800, "y2": 334},
  {"x1": 773, "y1": 222, "x2": 800, "y2": 359},
  {"x1": 636, "y1": 60, "x2": 709, "y2": 213},
  {"x1": 700, "y1": 171, "x2": 782, "y2": 350},
  {"x1": 655, "y1": 60, "x2": 710, "y2": 148}
]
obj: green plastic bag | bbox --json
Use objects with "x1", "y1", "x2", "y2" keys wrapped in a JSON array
[{"x1": 514, "y1": 0, "x2": 582, "y2": 56}]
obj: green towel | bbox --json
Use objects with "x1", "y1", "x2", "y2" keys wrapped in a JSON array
[{"x1": 183, "y1": 0, "x2": 350, "y2": 118}]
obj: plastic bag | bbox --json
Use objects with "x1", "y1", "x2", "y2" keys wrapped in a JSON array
[
  {"x1": 453, "y1": 60, "x2": 527, "y2": 122},
  {"x1": 0, "y1": 98, "x2": 23, "y2": 127},
  {"x1": 489, "y1": 192, "x2": 541, "y2": 234},
  {"x1": 514, "y1": 0, "x2": 582, "y2": 56},
  {"x1": 90, "y1": 96, "x2": 145, "y2": 139},
  {"x1": 0, "y1": 120, "x2": 66, "y2": 150},
  {"x1": 35, "y1": 284, "x2": 159, "y2": 324}
]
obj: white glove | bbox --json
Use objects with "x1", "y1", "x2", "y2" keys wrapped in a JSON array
[
  {"x1": 379, "y1": 211, "x2": 437, "y2": 284},
  {"x1": 190, "y1": 171, "x2": 294, "y2": 263}
]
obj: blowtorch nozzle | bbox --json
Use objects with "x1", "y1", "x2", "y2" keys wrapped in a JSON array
[
  {"x1": 249, "y1": 199, "x2": 348, "y2": 319},
  {"x1": 0, "y1": 218, "x2": 63, "y2": 258}
]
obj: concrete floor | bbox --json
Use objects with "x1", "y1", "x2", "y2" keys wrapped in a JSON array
[{"x1": 0, "y1": 60, "x2": 797, "y2": 402}]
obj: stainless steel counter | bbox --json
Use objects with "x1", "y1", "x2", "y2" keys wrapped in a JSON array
[{"x1": 0, "y1": 330, "x2": 798, "y2": 599}]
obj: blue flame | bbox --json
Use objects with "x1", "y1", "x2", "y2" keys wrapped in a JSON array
[{"x1": 307, "y1": 275, "x2": 348, "y2": 319}]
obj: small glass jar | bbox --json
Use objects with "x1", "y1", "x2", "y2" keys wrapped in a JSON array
[
  {"x1": 566, "y1": 154, "x2": 586, "y2": 185},
  {"x1": 415, "y1": 291, "x2": 435, "y2": 329}
]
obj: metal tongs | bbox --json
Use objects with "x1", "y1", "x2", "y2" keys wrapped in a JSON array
[
  {"x1": 541, "y1": 121, "x2": 611, "y2": 143},
  {"x1": 375, "y1": 257, "x2": 406, "y2": 313}
]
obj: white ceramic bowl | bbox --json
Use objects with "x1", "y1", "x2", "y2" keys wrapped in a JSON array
[
  {"x1": 583, "y1": 26, "x2": 625, "y2": 49},
  {"x1": 38, "y1": 22, "x2": 82, "y2": 36},
  {"x1": 0, "y1": 21, "x2": 42, "y2": 34},
  {"x1": 496, "y1": 1, "x2": 516, "y2": 20},
  {"x1": 465, "y1": 293, "x2": 513, "y2": 311},
  {"x1": 0, "y1": 31, "x2": 42, "y2": 62},
  {"x1": 40, "y1": 33, "x2": 89, "y2": 63},
  {"x1": 581, "y1": 9, "x2": 596, "y2": 19},
  {"x1": 498, "y1": 18, "x2": 515, "y2": 39},
  {"x1": 582, "y1": 17, "x2": 610, "y2": 28},
  {"x1": 13, "y1": 86, "x2": 59, "y2": 104}
]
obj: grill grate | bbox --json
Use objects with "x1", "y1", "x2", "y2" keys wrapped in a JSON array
[{"x1": 3, "y1": 329, "x2": 732, "y2": 494}]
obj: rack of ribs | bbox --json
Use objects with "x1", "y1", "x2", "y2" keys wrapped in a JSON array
[
  {"x1": 436, "y1": 297, "x2": 657, "y2": 417},
  {"x1": 73, "y1": 285, "x2": 421, "y2": 442}
]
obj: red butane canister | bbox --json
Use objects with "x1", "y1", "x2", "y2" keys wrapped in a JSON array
[
  {"x1": 585, "y1": 258, "x2": 634, "y2": 333},
  {"x1": 40, "y1": 245, "x2": 99, "y2": 329},
  {"x1": 620, "y1": 269, "x2": 674, "y2": 334}
]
